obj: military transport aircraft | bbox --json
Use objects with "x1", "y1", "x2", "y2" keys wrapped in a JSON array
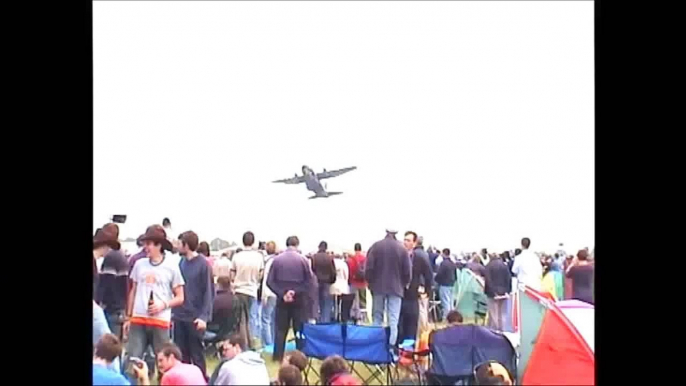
[{"x1": 272, "y1": 165, "x2": 357, "y2": 199}]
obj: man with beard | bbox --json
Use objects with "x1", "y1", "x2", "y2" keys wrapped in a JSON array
[{"x1": 396, "y1": 231, "x2": 433, "y2": 347}]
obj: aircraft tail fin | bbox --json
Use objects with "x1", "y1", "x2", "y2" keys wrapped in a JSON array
[{"x1": 326, "y1": 192, "x2": 343, "y2": 197}]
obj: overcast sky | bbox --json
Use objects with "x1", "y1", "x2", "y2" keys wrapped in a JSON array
[{"x1": 93, "y1": 1, "x2": 594, "y2": 254}]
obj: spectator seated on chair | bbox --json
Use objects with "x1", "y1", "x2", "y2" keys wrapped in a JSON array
[
  {"x1": 93, "y1": 333, "x2": 150, "y2": 386},
  {"x1": 320, "y1": 355, "x2": 361, "y2": 386},
  {"x1": 156, "y1": 343, "x2": 207, "y2": 385},
  {"x1": 211, "y1": 333, "x2": 270, "y2": 385},
  {"x1": 282, "y1": 349, "x2": 308, "y2": 374},
  {"x1": 474, "y1": 361, "x2": 513, "y2": 385},
  {"x1": 273, "y1": 364, "x2": 304, "y2": 386},
  {"x1": 446, "y1": 310, "x2": 463, "y2": 326}
]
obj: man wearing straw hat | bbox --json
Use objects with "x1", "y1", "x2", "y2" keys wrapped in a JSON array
[{"x1": 124, "y1": 225, "x2": 185, "y2": 373}]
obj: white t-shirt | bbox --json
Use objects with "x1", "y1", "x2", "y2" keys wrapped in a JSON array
[
  {"x1": 261, "y1": 255, "x2": 276, "y2": 301},
  {"x1": 231, "y1": 248, "x2": 264, "y2": 298},
  {"x1": 130, "y1": 256, "x2": 185, "y2": 327},
  {"x1": 331, "y1": 258, "x2": 351, "y2": 295},
  {"x1": 511, "y1": 249, "x2": 542, "y2": 291}
]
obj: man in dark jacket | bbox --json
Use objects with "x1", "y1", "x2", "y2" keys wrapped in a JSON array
[
  {"x1": 267, "y1": 236, "x2": 314, "y2": 362},
  {"x1": 211, "y1": 276, "x2": 236, "y2": 341},
  {"x1": 434, "y1": 248, "x2": 457, "y2": 321},
  {"x1": 311, "y1": 241, "x2": 336, "y2": 323},
  {"x1": 412, "y1": 236, "x2": 433, "y2": 331},
  {"x1": 172, "y1": 231, "x2": 213, "y2": 378},
  {"x1": 484, "y1": 254, "x2": 512, "y2": 332},
  {"x1": 428, "y1": 247, "x2": 440, "y2": 273},
  {"x1": 397, "y1": 231, "x2": 433, "y2": 345},
  {"x1": 97, "y1": 244, "x2": 129, "y2": 340},
  {"x1": 365, "y1": 229, "x2": 412, "y2": 346}
]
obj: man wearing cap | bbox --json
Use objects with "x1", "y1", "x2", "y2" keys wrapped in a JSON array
[
  {"x1": 365, "y1": 229, "x2": 412, "y2": 347},
  {"x1": 172, "y1": 231, "x2": 213, "y2": 379},
  {"x1": 124, "y1": 225, "x2": 185, "y2": 372}
]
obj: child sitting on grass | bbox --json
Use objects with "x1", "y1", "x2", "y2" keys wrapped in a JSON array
[
  {"x1": 282, "y1": 349, "x2": 308, "y2": 374},
  {"x1": 272, "y1": 365, "x2": 303, "y2": 386},
  {"x1": 271, "y1": 350, "x2": 308, "y2": 385},
  {"x1": 320, "y1": 355, "x2": 361, "y2": 386}
]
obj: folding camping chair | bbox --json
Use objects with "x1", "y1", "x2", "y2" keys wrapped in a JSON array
[
  {"x1": 345, "y1": 324, "x2": 395, "y2": 385},
  {"x1": 425, "y1": 325, "x2": 517, "y2": 385},
  {"x1": 428, "y1": 299, "x2": 442, "y2": 323},
  {"x1": 396, "y1": 339, "x2": 430, "y2": 385},
  {"x1": 301, "y1": 323, "x2": 346, "y2": 385},
  {"x1": 300, "y1": 323, "x2": 395, "y2": 385}
]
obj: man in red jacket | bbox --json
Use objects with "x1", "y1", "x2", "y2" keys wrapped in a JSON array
[{"x1": 346, "y1": 243, "x2": 368, "y2": 323}]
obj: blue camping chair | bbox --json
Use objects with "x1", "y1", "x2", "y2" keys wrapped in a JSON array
[
  {"x1": 345, "y1": 324, "x2": 394, "y2": 385},
  {"x1": 301, "y1": 323, "x2": 395, "y2": 385},
  {"x1": 301, "y1": 323, "x2": 346, "y2": 384},
  {"x1": 425, "y1": 325, "x2": 517, "y2": 385}
]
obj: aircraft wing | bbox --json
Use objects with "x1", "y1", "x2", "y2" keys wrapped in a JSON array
[
  {"x1": 272, "y1": 175, "x2": 306, "y2": 184},
  {"x1": 316, "y1": 166, "x2": 357, "y2": 180}
]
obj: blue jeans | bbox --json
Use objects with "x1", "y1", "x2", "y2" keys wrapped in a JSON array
[
  {"x1": 503, "y1": 295, "x2": 513, "y2": 332},
  {"x1": 318, "y1": 284, "x2": 334, "y2": 323},
  {"x1": 261, "y1": 296, "x2": 277, "y2": 346},
  {"x1": 371, "y1": 293, "x2": 402, "y2": 346},
  {"x1": 439, "y1": 286, "x2": 453, "y2": 321},
  {"x1": 249, "y1": 297, "x2": 261, "y2": 343}
]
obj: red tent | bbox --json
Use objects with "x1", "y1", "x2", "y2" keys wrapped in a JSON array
[{"x1": 517, "y1": 285, "x2": 594, "y2": 385}]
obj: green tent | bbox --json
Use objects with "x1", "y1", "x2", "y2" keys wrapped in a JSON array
[{"x1": 452, "y1": 268, "x2": 487, "y2": 320}]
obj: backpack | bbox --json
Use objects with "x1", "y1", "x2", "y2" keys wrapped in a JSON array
[{"x1": 353, "y1": 258, "x2": 366, "y2": 282}]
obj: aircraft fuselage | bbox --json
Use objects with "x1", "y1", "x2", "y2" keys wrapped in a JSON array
[{"x1": 302, "y1": 166, "x2": 328, "y2": 197}]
